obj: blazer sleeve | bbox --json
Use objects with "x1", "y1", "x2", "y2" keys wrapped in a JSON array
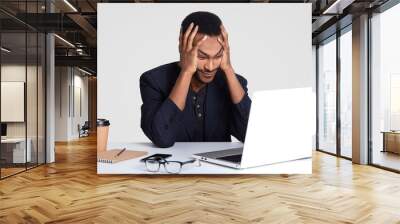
[
  {"x1": 139, "y1": 73, "x2": 183, "y2": 148},
  {"x1": 230, "y1": 76, "x2": 252, "y2": 142}
]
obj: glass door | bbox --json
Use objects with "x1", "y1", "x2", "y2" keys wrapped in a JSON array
[{"x1": 317, "y1": 36, "x2": 337, "y2": 155}]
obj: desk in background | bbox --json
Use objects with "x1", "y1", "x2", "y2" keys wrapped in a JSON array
[
  {"x1": 382, "y1": 131, "x2": 400, "y2": 154},
  {"x1": 97, "y1": 142, "x2": 312, "y2": 174},
  {"x1": 1, "y1": 138, "x2": 32, "y2": 164}
]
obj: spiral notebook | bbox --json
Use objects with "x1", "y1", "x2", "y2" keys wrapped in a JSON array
[{"x1": 97, "y1": 149, "x2": 148, "y2": 164}]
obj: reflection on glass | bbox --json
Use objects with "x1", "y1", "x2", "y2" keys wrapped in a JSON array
[
  {"x1": 318, "y1": 37, "x2": 337, "y2": 154},
  {"x1": 340, "y1": 30, "x2": 352, "y2": 158},
  {"x1": 0, "y1": 0, "x2": 46, "y2": 178},
  {"x1": 371, "y1": 3, "x2": 400, "y2": 171},
  {"x1": 1, "y1": 32, "x2": 28, "y2": 177}
]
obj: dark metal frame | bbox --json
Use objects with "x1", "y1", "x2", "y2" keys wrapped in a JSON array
[
  {"x1": 367, "y1": 10, "x2": 373, "y2": 166},
  {"x1": 25, "y1": 1, "x2": 28, "y2": 172},
  {"x1": 315, "y1": 45, "x2": 319, "y2": 151},
  {"x1": 44, "y1": 0, "x2": 47, "y2": 166},
  {"x1": 336, "y1": 27, "x2": 341, "y2": 158}
]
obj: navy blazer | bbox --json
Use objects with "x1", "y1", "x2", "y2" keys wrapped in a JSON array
[{"x1": 139, "y1": 62, "x2": 251, "y2": 148}]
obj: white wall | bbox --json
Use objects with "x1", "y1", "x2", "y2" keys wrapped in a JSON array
[
  {"x1": 55, "y1": 66, "x2": 69, "y2": 141},
  {"x1": 72, "y1": 73, "x2": 89, "y2": 138},
  {"x1": 98, "y1": 3, "x2": 314, "y2": 144},
  {"x1": 55, "y1": 67, "x2": 89, "y2": 141}
]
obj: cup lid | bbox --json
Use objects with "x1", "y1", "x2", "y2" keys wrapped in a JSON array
[{"x1": 97, "y1": 119, "x2": 110, "y2": 126}]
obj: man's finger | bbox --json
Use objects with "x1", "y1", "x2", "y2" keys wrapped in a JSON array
[
  {"x1": 217, "y1": 37, "x2": 226, "y2": 49},
  {"x1": 193, "y1": 35, "x2": 208, "y2": 50},
  {"x1": 179, "y1": 30, "x2": 183, "y2": 53},
  {"x1": 183, "y1": 23, "x2": 194, "y2": 51},
  {"x1": 220, "y1": 24, "x2": 228, "y2": 42},
  {"x1": 187, "y1": 25, "x2": 199, "y2": 51}
]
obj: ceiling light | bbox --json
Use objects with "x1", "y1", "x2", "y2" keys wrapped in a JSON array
[
  {"x1": 78, "y1": 67, "x2": 93, "y2": 76},
  {"x1": 54, "y1": 34, "x2": 75, "y2": 48},
  {"x1": 1, "y1": 47, "x2": 11, "y2": 53},
  {"x1": 322, "y1": 0, "x2": 354, "y2": 15},
  {"x1": 63, "y1": 0, "x2": 78, "y2": 12}
]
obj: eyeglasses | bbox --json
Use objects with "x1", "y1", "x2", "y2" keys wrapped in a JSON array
[{"x1": 144, "y1": 157, "x2": 200, "y2": 174}]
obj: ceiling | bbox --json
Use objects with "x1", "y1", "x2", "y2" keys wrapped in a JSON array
[{"x1": 0, "y1": 0, "x2": 392, "y2": 75}]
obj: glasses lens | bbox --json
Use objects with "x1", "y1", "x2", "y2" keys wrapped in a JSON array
[
  {"x1": 164, "y1": 161, "x2": 182, "y2": 174},
  {"x1": 145, "y1": 159, "x2": 160, "y2": 172}
]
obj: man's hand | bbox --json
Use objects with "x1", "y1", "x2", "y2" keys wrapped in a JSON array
[
  {"x1": 217, "y1": 25, "x2": 233, "y2": 73},
  {"x1": 179, "y1": 23, "x2": 208, "y2": 75},
  {"x1": 217, "y1": 24, "x2": 245, "y2": 104},
  {"x1": 170, "y1": 23, "x2": 207, "y2": 111}
]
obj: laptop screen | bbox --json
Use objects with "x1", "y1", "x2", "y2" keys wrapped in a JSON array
[
  {"x1": 1, "y1": 123, "x2": 7, "y2": 137},
  {"x1": 217, "y1": 154, "x2": 242, "y2": 163}
]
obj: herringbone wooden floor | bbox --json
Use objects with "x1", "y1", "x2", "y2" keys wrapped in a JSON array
[{"x1": 1, "y1": 135, "x2": 400, "y2": 224}]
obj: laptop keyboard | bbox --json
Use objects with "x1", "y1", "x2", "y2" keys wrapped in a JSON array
[{"x1": 216, "y1": 154, "x2": 242, "y2": 163}]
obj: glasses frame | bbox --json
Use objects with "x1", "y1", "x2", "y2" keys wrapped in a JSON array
[{"x1": 143, "y1": 157, "x2": 198, "y2": 174}]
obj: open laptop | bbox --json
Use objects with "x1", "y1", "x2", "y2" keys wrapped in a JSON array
[{"x1": 193, "y1": 87, "x2": 314, "y2": 169}]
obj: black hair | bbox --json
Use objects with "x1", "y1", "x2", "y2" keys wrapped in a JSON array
[{"x1": 181, "y1": 11, "x2": 222, "y2": 36}]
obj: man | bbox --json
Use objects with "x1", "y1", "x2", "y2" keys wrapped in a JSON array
[{"x1": 140, "y1": 11, "x2": 251, "y2": 148}]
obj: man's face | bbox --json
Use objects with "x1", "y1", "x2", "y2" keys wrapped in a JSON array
[{"x1": 192, "y1": 33, "x2": 223, "y2": 84}]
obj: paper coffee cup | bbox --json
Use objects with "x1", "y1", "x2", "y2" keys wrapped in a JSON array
[{"x1": 97, "y1": 119, "x2": 110, "y2": 152}]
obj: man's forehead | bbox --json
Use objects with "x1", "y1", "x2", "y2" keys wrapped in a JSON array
[{"x1": 194, "y1": 34, "x2": 223, "y2": 55}]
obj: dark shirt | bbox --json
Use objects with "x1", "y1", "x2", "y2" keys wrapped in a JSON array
[
  {"x1": 188, "y1": 86, "x2": 207, "y2": 142},
  {"x1": 139, "y1": 62, "x2": 251, "y2": 148}
]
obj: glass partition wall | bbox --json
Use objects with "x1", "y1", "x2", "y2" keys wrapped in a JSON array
[
  {"x1": 0, "y1": 2, "x2": 46, "y2": 179},
  {"x1": 316, "y1": 26, "x2": 353, "y2": 159},
  {"x1": 370, "y1": 2, "x2": 400, "y2": 172},
  {"x1": 339, "y1": 28, "x2": 352, "y2": 159},
  {"x1": 317, "y1": 0, "x2": 400, "y2": 172},
  {"x1": 317, "y1": 36, "x2": 337, "y2": 155}
]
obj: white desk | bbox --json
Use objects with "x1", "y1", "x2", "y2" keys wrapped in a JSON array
[
  {"x1": 97, "y1": 142, "x2": 312, "y2": 174},
  {"x1": 1, "y1": 138, "x2": 32, "y2": 163}
]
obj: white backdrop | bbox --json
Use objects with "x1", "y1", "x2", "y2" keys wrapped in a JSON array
[{"x1": 98, "y1": 3, "x2": 313, "y2": 144}]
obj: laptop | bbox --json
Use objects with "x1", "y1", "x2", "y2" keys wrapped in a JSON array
[{"x1": 193, "y1": 87, "x2": 314, "y2": 169}]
